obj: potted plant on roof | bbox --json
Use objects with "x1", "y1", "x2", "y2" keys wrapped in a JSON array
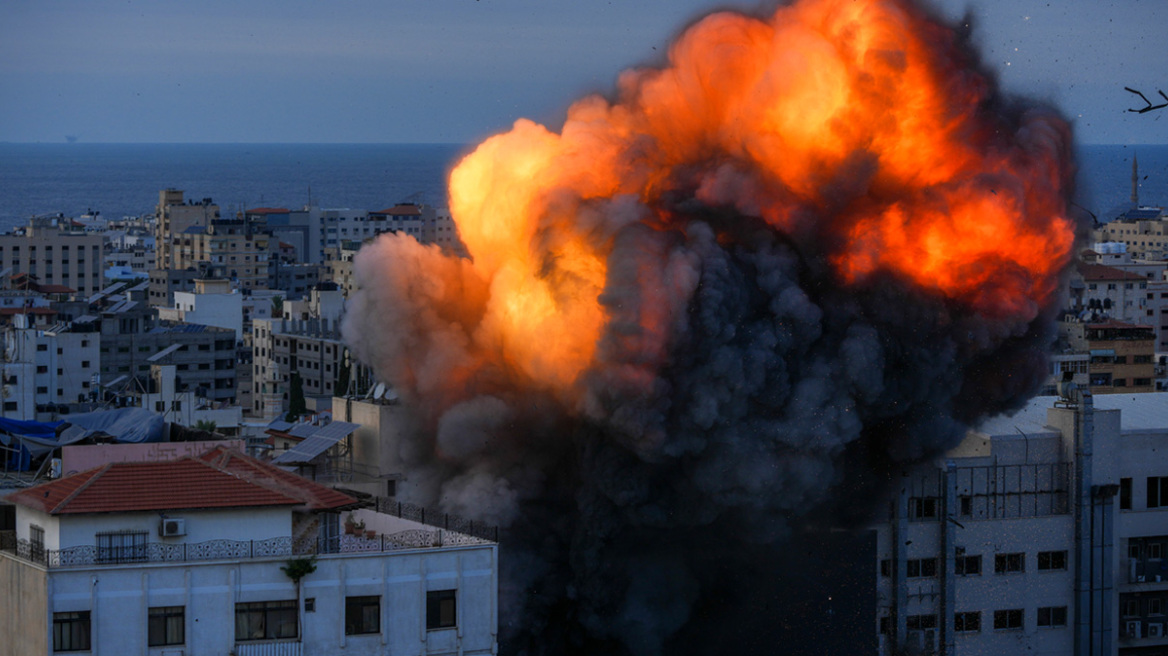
[{"x1": 344, "y1": 512, "x2": 358, "y2": 535}]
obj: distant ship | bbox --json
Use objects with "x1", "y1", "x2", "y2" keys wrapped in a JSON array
[{"x1": 65, "y1": 135, "x2": 78, "y2": 143}]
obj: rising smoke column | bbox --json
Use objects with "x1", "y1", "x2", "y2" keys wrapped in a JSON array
[{"x1": 342, "y1": 0, "x2": 1081, "y2": 653}]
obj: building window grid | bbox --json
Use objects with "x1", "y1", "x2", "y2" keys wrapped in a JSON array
[
  {"x1": 426, "y1": 589, "x2": 457, "y2": 631},
  {"x1": 954, "y1": 611, "x2": 981, "y2": 633},
  {"x1": 148, "y1": 606, "x2": 185, "y2": 647},
  {"x1": 95, "y1": 530, "x2": 148, "y2": 563},
  {"x1": 345, "y1": 595, "x2": 381, "y2": 635},
  {"x1": 234, "y1": 600, "x2": 298, "y2": 641},
  {"x1": 1037, "y1": 606, "x2": 1067, "y2": 628},
  {"x1": 53, "y1": 611, "x2": 91, "y2": 652},
  {"x1": 993, "y1": 609, "x2": 1024, "y2": 631},
  {"x1": 994, "y1": 552, "x2": 1025, "y2": 574},
  {"x1": 1037, "y1": 550, "x2": 1068, "y2": 571}
]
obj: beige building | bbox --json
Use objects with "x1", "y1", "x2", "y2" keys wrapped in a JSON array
[
  {"x1": 0, "y1": 217, "x2": 104, "y2": 296},
  {"x1": 154, "y1": 189, "x2": 220, "y2": 269},
  {"x1": 172, "y1": 219, "x2": 273, "y2": 292},
  {"x1": 1064, "y1": 319, "x2": 1157, "y2": 394}
]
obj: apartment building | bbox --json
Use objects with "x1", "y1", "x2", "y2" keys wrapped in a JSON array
[
  {"x1": 1063, "y1": 319, "x2": 1157, "y2": 394},
  {"x1": 875, "y1": 391, "x2": 1168, "y2": 656},
  {"x1": 0, "y1": 445, "x2": 498, "y2": 656},
  {"x1": 171, "y1": 219, "x2": 273, "y2": 292},
  {"x1": 0, "y1": 217, "x2": 104, "y2": 296},
  {"x1": 1, "y1": 315, "x2": 100, "y2": 421},
  {"x1": 1095, "y1": 207, "x2": 1168, "y2": 259},
  {"x1": 252, "y1": 317, "x2": 346, "y2": 420},
  {"x1": 155, "y1": 189, "x2": 220, "y2": 269}
]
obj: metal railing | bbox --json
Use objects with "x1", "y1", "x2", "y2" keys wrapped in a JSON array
[
  {"x1": 0, "y1": 529, "x2": 491, "y2": 569},
  {"x1": 374, "y1": 497, "x2": 499, "y2": 542}
]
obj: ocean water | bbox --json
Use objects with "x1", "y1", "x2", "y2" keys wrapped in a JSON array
[
  {"x1": 0, "y1": 142, "x2": 1165, "y2": 233},
  {"x1": 0, "y1": 143, "x2": 467, "y2": 232}
]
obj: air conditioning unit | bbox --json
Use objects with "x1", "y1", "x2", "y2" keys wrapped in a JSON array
[
  {"x1": 1149, "y1": 623, "x2": 1164, "y2": 638},
  {"x1": 159, "y1": 518, "x2": 186, "y2": 537},
  {"x1": 1127, "y1": 620, "x2": 1143, "y2": 639}
]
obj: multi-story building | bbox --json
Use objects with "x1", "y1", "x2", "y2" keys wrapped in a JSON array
[
  {"x1": 1095, "y1": 207, "x2": 1168, "y2": 259},
  {"x1": 146, "y1": 266, "x2": 205, "y2": 308},
  {"x1": 136, "y1": 364, "x2": 243, "y2": 435},
  {"x1": 252, "y1": 316, "x2": 346, "y2": 420},
  {"x1": 1071, "y1": 263, "x2": 1151, "y2": 318},
  {"x1": 0, "y1": 444, "x2": 498, "y2": 656},
  {"x1": 154, "y1": 189, "x2": 220, "y2": 269},
  {"x1": 172, "y1": 219, "x2": 273, "y2": 292},
  {"x1": 874, "y1": 390, "x2": 1168, "y2": 656},
  {"x1": 1063, "y1": 319, "x2": 1157, "y2": 394},
  {"x1": 2, "y1": 315, "x2": 101, "y2": 420},
  {"x1": 0, "y1": 217, "x2": 105, "y2": 296}
]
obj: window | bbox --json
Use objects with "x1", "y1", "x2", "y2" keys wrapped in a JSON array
[
  {"x1": 954, "y1": 611, "x2": 981, "y2": 632},
  {"x1": 993, "y1": 609, "x2": 1024, "y2": 630},
  {"x1": 30, "y1": 524, "x2": 44, "y2": 557},
  {"x1": 148, "y1": 606, "x2": 185, "y2": 646},
  {"x1": 235, "y1": 600, "x2": 298, "y2": 641},
  {"x1": 53, "y1": 611, "x2": 91, "y2": 651},
  {"x1": 1152, "y1": 599, "x2": 1164, "y2": 616},
  {"x1": 995, "y1": 552, "x2": 1025, "y2": 574},
  {"x1": 880, "y1": 559, "x2": 891, "y2": 577},
  {"x1": 959, "y1": 495, "x2": 972, "y2": 516},
  {"x1": 906, "y1": 558, "x2": 938, "y2": 578},
  {"x1": 1037, "y1": 606, "x2": 1067, "y2": 628},
  {"x1": 426, "y1": 589, "x2": 457, "y2": 630},
  {"x1": 906, "y1": 614, "x2": 937, "y2": 630},
  {"x1": 1124, "y1": 599, "x2": 1140, "y2": 617},
  {"x1": 95, "y1": 530, "x2": 148, "y2": 563},
  {"x1": 956, "y1": 554, "x2": 982, "y2": 576},
  {"x1": 1038, "y1": 550, "x2": 1068, "y2": 571},
  {"x1": 908, "y1": 496, "x2": 939, "y2": 520},
  {"x1": 1152, "y1": 543, "x2": 1163, "y2": 559},
  {"x1": 1121, "y1": 478, "x2": 1132, "y2": 510},
  {"x1": 1148, "y1": 477, "x2": 1168, "y2": 508},
  {"x1": 345, "y1": 596, "x2": 380, "y2": 635}
]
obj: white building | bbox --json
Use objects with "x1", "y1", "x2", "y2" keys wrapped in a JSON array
[
  {"x1": 158, "y1": 278, "x2": 244, "y2": 337},
  {"x1": 138, "y1": 364, "x2": 243, "y2": 434},
  {"x1": 0, "y1": 445, "x2": 498, "y2": 656},
  {"x1": 2, "y1": 315, "x2": 101, "y2": 420},
  {"x1": 875, "y1": 390, "x2": 1168, "y2": 656}
]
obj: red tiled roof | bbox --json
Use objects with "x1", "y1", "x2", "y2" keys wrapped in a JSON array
[
  {"x1": 197, "y1": 446, "x2": 356, "y2": 510},
  {"x1": 1077, "y1": 263, "x2": 1146, "y2": 282},
  {"x1": 373, "y1": 204, "x2": 422, "y2": 216},
  {"x1": 6, "y1": 457, "x2": 303, "y2": 515},
  {"x1": 37, "y1": 284, "x2": 75, "y2": 294},
  {"x1": 247, "y1": 207, "x2": 290, "y2": 215}
]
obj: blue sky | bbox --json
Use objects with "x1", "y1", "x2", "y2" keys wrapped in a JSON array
[{"x1": 1, "y1": 0, "x2": 1165, "y2": 144}]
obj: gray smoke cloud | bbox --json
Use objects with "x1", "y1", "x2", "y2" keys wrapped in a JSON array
[{"x1": 340, "y1": 0, "x2": 1083, "y2": 653}]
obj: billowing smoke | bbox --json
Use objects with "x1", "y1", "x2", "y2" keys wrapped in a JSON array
[{"x1": 342, "y1": 0, "x2": 1081, "y2": 653}]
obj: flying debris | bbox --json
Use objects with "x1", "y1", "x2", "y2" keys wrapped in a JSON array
[
  {"x1": 342, "y1": 0, "x2": 1081, "y2": 653},
  {"x1": 1125, "y1": 86, "x2": 1168, "y2": 114}
]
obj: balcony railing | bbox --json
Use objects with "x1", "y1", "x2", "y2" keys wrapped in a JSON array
[{"x1": 0, "y1": 528, "x2": 491, "y2": 569}]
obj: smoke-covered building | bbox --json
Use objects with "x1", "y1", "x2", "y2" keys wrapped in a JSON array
[{"x1": 875, "y1": 391, "x2": 1168, "y2": 656}]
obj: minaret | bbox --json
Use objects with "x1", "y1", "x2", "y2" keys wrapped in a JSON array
[{"x1": 1131, "y1": 154, "x2": 1139, "y2": 208}]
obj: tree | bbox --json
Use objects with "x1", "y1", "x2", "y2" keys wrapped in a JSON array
[
  {"x1": 271, "y1": 295, "x2": 284, "y2": 318},
  {"x1": 280, "y1": 556, "x2": 317, "y2": 639},
  {"x1": 193, "y1": 419, "x2": 217, "y2": 434},
  {"x1": 286, "y1": 372, "x2": 306, "y2": 421}
]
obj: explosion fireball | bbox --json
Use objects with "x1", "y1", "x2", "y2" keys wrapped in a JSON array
[{"x1": 342, "y1": 0, "x2": 1080, "y2": 653}]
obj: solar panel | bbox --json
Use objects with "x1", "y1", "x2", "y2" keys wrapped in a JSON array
[{"x1": 271, "y1": 421, "x2": 359, "y2": 464}]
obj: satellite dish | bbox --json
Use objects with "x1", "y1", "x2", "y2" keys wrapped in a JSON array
[
  {"x1": 373, "y1": 383, "x2": 386, "y2": 400},
  {"x1": 384, "y1": 387, "x2": 399, "y2": 402}
]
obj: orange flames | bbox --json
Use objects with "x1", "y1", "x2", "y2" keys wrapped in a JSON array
[{"x1": 430, "y1": 0, "x2": 1075, "y2": 399}]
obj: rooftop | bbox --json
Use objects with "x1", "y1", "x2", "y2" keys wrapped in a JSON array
[
  {"x1": 5, "y1": 446, "x2": 356, "y2": 515},
  {"x1": 1077, "y1": 262, "x2": 1147, "y2": 282}
]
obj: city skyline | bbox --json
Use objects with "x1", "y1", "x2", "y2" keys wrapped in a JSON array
[{"x1": 1, "y1": 0, "x2": 1166, "y2": 145}]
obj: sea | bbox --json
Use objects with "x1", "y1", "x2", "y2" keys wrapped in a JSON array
[{"x1": 0, "y1": 142, "x2": 1165, "y2": 232}]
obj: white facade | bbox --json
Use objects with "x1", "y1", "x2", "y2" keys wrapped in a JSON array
[
  {"x1": 163, "y1": 285, "x2": 244, "y2": 337},
  {"x1": 2, "y1": 317, "x2": 100, "y2": 419},
  {"x1": 875, "y1": 392, "x2": 1168, "y2": 656},
  {"x1": 139, "y1": 364, "x2": 243, "y2": 432},
  {"x1": 2, "y1": 455, "x2": 498, "y2": 656}
]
